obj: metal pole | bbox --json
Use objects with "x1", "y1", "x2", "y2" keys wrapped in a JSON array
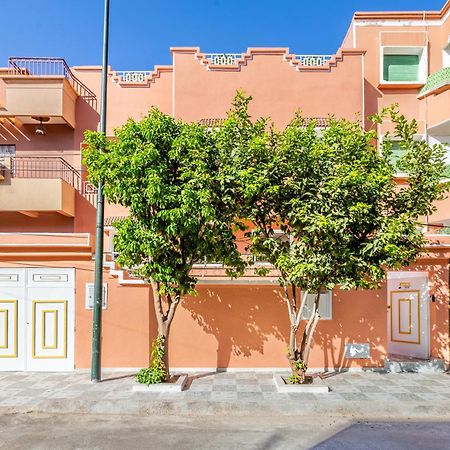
[{"x1": 91, "y1": 0, "x2": 110, "y2": 382}]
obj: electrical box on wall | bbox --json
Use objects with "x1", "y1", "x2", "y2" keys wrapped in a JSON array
[{"x1": 85, "y1": 283, "x2": 108, "y2": 310}]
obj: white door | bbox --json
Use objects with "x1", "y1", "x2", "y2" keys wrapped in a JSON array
[
  {"x1": 0, "y1": 269, "x2": 26, "y2": 371},
  {"x1": 0, "y1": 268, "x2": 74, "y2": 372},
  {"x1": 387, "y1": 272, "x2": 429, "y2": 359}
]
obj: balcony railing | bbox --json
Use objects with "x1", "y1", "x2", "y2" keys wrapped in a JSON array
[
  {"x1": 4, "y1": 156, "x2": 82, "y2": 190},
  {"x1": 7, "y1": 57, "x2": 97, "y2": 109},
  {"x1": 0, "y1": 156, "x2": 98, "y2": 206},
  {"x1": 420, "y1": 66, "x2": 450, "y2": 96}
]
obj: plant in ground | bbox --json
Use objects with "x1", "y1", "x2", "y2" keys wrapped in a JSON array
[
  {"x1": 136, "y1": 336, "x2": 166, "y2": 385},
  {"x1": 83, "y1": 110, "x2": 245, "y2": 382},
  {"x1": 220, "y1": 94, "x2": 447, "y2": 383}
]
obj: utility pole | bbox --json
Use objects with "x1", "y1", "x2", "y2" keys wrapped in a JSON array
[{"x1": 91, "y1": 0, "x2": 110, "y2": 382}]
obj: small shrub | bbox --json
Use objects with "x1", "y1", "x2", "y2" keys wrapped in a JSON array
[
  {"x1": 136, "y1": 335, "x2": 166, "y2": 384},
  {"x1": 288, "y1": 360, "x2": 307, "y2": 385}
]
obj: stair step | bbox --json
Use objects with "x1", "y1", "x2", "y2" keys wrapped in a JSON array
[{"x1": 384, "y1": 357, "x2": 445, "y2": 373}]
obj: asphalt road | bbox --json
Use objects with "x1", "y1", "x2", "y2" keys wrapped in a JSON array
[{"x1": 0, "y1": 412, "x2": 449, "y2": 450}]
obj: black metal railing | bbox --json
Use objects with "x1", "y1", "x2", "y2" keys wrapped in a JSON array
[
  {"x1": 1, "y1": 156, "x2": 98, "y2": 206},
  {"x1": 8, "y1": 156, "x2": 82, "y2": 191},
  {"x1": 8, "y1": 57, "x2": 97, "y2": 109}
]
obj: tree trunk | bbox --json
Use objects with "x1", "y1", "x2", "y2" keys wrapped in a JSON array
[
  {"x1": 158, "y1": 323, "x2": 171, "y2": 382},
  {"x1": 287, "y1": 288, "x2": 321, "y2": 384},
  {"x1": 150, "y1": 281, "x2": 180, "y2": 383}
]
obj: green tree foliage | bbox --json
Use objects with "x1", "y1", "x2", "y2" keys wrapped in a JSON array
[
  {"x1": 83, "y1": 110, "x2": 245, "y2": 382},
  {"x1": 220, "y1": 93, "x2": 447, "y2": 383}
]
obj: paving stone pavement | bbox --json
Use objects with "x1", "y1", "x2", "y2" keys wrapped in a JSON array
[{"x1": 0, "y1": 370, "x2": 448, "y2": 418}]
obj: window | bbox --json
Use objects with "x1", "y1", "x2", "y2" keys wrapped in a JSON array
[
  {"x1": 0, "y1": 145, "x2": 16, "y2": 156},
  {"x1": 301, "y1": 290, "x2": 332, "y2": 320},
  {"x1": 380, "y1": 47, "x2": 427, "y2": 84},
  {"x1": 387, "y1": 141, "x2": 406, "y2": 169},
  {"x1": 444, "y1": 38, "x2": 450, "y2": 68},
  {"x1": 383, "y1": 55, "x2": 419, "y2": 82}
]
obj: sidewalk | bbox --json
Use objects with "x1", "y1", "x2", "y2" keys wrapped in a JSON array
[{"x1": 0, "y1": 370, "x2": 449, "y2": 419}]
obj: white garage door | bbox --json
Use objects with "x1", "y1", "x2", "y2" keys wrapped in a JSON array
[{"x1": 0, "y1": 268, "x2": 75, "y2": 372}]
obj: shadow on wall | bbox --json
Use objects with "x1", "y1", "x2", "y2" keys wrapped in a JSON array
[
  {"x1": 313, "y1": 288, "x2": 386, "y2": 371},
  {"x1": 410, "y1": 262, "x2": 449, "y2": 363},
  {"x1": 183, "y1": 285, "x2": 288, "y2": 369},
  {"x1": 183, "y1": 284, "x2": 388, "y2": 370}
]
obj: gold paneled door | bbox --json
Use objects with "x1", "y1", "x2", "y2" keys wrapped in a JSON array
[
  {"x1": 387, "y1": 272, "x2": 429, "y2": 359},
  {"x1": 0, "y1": 268, "x2": 74, "y2": 372}
]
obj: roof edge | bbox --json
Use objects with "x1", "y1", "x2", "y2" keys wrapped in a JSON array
[{"x1": 354, "y1": 0, "x2": 449, "y2": 21}]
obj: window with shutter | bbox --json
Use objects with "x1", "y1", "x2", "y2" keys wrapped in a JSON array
[
  {"x1": 387, "y1": 142, "x2": 406, "y2": 170},
  {"x1": 383, "y1": 55, "x2": 419, "y2": 82}
]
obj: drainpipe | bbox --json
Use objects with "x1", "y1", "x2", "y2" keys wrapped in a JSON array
[{"x1": 91, "y1": 0, "x2": 110, "y2": 382}]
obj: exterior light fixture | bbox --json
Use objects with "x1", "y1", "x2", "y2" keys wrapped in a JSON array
[{"x1": 32, "y1": 116, "x2": 50, "y2": 135}]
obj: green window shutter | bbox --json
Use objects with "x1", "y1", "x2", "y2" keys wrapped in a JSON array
[
  {"x1": 388, "y1": 142, "x2": 406, "y2": 170},
  {"x1": 383, "y1": 55, "x2": 419, "y2": 82}
]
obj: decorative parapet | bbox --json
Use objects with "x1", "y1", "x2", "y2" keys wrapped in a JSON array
[
  {"x1": 204, "y1": 52, "x2": 332, "y2": 67},
  {"x1": 293, "y1": 55, "x2": 332, "y2": 67},
  {"x1": 418, "y1": 67, "x2": 450, "y2": 98},
  {"x1": 199, "y1": 117, "x2": 329, "y2": 128},
  {"x1": 110, "y1": 66, "x2": 173, "y2": 87},
  {"x1": 204, "y1": 54, "x2": 242, "y2": 65},
  {"x1": 172, "y1": 47, "x2": 365, "y2": 72}
]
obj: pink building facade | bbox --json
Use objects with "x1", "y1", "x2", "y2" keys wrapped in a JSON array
[{"x1": 0, "y1": 1, "x2": 449, "y2": 372}]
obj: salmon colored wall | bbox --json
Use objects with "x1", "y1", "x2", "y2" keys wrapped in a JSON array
[
  {"x1": 411, "y1": 261, "x2": 450, "y2": 364},
  {"x1": 352, "y1": 23, "x2": 444, "y2": 129},
  {"x1": 172, "y1": 49, "x2": 364, "y2": 129},
  {"x1": 0, "y1": 212, "x2": 74, "y2": 232},
  {"x1": 73, "y1": 192, "x2": 96, "y2": 236},
  {"x1": 75, "y1": 272, "x2": 152, "y2": 369},
  {"x1": 72, "y1": 67, "x2": 173, "y2": 136},
  {"x1": 168, "y1": 285, "x2": 386, "y2": 370},
  {"x1": 0, "y1": 255, "x2": 447, "y2": 369}
]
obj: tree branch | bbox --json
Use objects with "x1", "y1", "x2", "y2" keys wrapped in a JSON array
[
  {"x1": 151, "y1": 280, "x2": 165, "y2": 332},
  {"x1": 283, "y1": 281, "x2": 295, "y2": 324},
  {"x1": 299, "y1": 288, "x2": 321, "y2": 358},
  {"x1": 295, "y1": 289, "x2": 309, "y2": 328},
  {"x1": 303, "y1": 310, "x2": 320, "y2": 365},
  {"x1": 166, "y1": 293, "x2": 181, "y2": 325}
]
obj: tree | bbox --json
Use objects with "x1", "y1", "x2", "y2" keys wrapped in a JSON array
[
  {"x1": 221, "y1": 94, "x2": 447, "y2": 383},
  {"x1": 83, "y1": 110, "x2": 245, "y2": 382}
]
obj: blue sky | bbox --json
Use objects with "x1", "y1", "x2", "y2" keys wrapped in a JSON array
[{"x1": 1, "y1": 1, "x2": 444, "y2": 70}]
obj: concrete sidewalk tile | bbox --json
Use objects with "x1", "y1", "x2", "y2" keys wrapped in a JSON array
[
  {"x1": 212, "y1": 384, "x2": 237, "y2": 392},
  {"x1": 392, "y1": 393, "x2": 423, "y2": 401},
  {"x1": 211, "y1": 391, "x2": 238, "y2": 401},
  {"x1": 237, "y1": 392, "x2": 264, "y2": 401},
  {"x1": 340, "y1": 393, "x2": 370, "y2": 401}
]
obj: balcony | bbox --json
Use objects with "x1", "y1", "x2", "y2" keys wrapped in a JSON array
[
  {"x1": 418, "y1": 67, "x2": 450, "y2": 134},
  {"x1": 0, "y1": 157, "x2": 81, "y2": 217},
  {"x1": 0, "y1": 57, "x2": 97, "y2": 128}
]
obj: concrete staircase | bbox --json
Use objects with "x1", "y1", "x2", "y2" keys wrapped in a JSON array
[{"x1": 384, "y1": 354, "x2": 446, "y2": 373}]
